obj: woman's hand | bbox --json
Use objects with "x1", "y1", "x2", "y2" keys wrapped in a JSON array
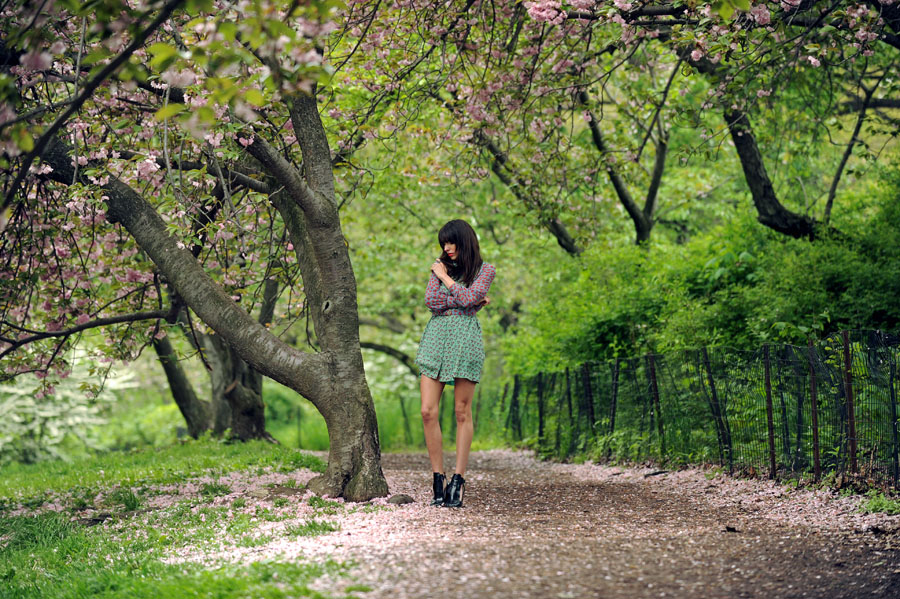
[
  {"x1": 431, "y1": 259, "x2": 448, "y2": 278},
  {"x1": 478, "y1": 295, "x2": 491, "y2": 306}
]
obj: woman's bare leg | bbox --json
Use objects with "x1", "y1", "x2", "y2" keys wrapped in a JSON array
[
  {"x1": 420, "y1": 375, "x2": 446, "y2": 473},
  {"x1": 453, "y1": 378, "x2": 476, "y2": 477}
]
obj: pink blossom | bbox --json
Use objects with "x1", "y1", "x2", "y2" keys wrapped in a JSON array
[
  {"x1": 136, "y1": 158, "x2": 160, "y2": 178},
  {"x1": 76, "y1": 313, "x2": 91, "y2": 325},
  {"x1": 162, "y1": 69, "x2": 197, "y2": 87},
  {"x1": 749, "y1": 3, "x2": 771, "y2": 25},
  {"x1": 524, "y1": 0, "x2": 565, "y2": 24},
  {"x1": 20, "y1": 50, "x2": 53, "y2": 71},
  {"x1": 806, "y1": 55, "x2": 821, "y2": 67},
  {"x1": 691, "y1": 49, "x2": 704, "y2": 61}
]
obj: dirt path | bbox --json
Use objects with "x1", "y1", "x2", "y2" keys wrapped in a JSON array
[{"x1": 308, "y1": 450, "x2": 900, "y2": 599}]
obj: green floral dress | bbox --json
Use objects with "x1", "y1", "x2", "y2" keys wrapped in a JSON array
[{"x1": 415, "y1": 262, "x2": 496, "y2": 385}]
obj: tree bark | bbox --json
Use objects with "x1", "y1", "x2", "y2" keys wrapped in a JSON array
[
  {"x1": 200, "y1": 277, "x2": 281, "y2": 441},
  {"x1": 152, "y1": 334, "x2": 211, "y2": 438}
]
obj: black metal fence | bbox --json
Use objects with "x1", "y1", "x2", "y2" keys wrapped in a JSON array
[{"x1": 499, "y1": 330, "x2": 900, "y2": 488}]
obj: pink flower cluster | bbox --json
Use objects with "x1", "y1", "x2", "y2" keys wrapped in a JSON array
[{"x1": 525, "y1": 0, "x2": 566, "y2": 25}]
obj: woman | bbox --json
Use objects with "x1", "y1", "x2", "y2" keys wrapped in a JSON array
[{"x1": 415, "y1": 219, "x2": 495, "y2": 508}]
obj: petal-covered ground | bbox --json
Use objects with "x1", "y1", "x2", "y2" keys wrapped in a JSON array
[
  {"x1": 5, "y1": 449, "x2": 899, "y2": 598},
  {"x1": 297, "y1": 450, "x2": 900, "y2": 598}
]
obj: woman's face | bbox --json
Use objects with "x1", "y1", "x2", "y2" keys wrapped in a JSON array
[{"x1": 443, "y1": 241, "x2": 457, "y2": 260}]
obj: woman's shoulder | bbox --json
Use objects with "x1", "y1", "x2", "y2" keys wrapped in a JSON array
[{"x1": 480, "y1": 262, "x2": 496, "y2": 274}]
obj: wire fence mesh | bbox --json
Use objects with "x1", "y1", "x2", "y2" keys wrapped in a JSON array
[{"x1": 498, "y1": 330, "x2": 900, "y2": 488}]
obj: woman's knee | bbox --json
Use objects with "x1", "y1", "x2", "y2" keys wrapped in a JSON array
[
  {"x1": 454, "y1": 404, "x2": 471, "y2": 424},
  {"x1": 421, "y1": 406, "x2": 439, "y2": 424}
]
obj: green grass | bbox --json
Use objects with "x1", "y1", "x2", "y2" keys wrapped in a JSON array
[
  {"x1": 0, "y1": 438, "x2": 325, "y2": 506},
  {"x1": 107, "y1": 487, "x2": 142, "y2": 511},
  {"x1": 0, "y1": 481, "x2": 346, "y2": 597},
  {"x1": 0, "y1": 508, "x2": 344, "y2": 598},
  {"x1": 859, "y1": 490, "x2": 900, "y2": 515},
  {"x1": 307, "y1": 496, "x2": 344, "y2": 515},
  {"x1": 199, "y1": 482, "x2": 232, "y2": 498},
  {"x1": 0, "y1": 438, "x2": 350, "y2": 597},
  {"x1": 284, "y1": 519, "x2": 341, "y2": 538}
]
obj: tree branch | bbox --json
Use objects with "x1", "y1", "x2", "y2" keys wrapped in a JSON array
[
  {"x1": 39, "y1": 134, "x2": 329, "y2": 403},
  {"x1": 475, "y1": 131, "x2": 582, "y2": 255},
  {"x1": 359, "y1": 341, "x2": 418, "y2": 377},
  {"x1": 824, "y1": 72, "x2": 885, "y2": 224},
  {"x1": 243, "y1": 133, "x2": 323, "y2": 219},
  {"x1": 2, "y1": 0, "x2": 186, "y2": 216},
  {"x1": 1, "y1": 306, "x2": 176, "y2": 361},
  {"x1": 576, "y1": 89, "x2": 653, "y2": 243}
]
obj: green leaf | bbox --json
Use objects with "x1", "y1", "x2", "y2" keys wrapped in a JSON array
[
  {"x1": 713, "y1": 0, "x2": 735, "y2": 19},
  {"x1": 154, "y1": 103, "x2": 186, "y2": 121},
  {"x1": 219, "y1": 22, "x2": 237, "y2": 42},
  {"x1": 80, "y1": 48, "x2": 112, "y2": 67},
  {"x1": 244, "y1": 88, "x2": 265, "y2": 107},
  {"x1": 148, "y1": 42, "x2": 178, "y2": 69},
  {"x1": 15, "y1": 127, "x2": 34, "y2": 152},
  {"x1": 732, "y1": 0, "x2": 750, "y2": 11}
]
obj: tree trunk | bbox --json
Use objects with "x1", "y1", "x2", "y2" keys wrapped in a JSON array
[
  {"x1": 199, "y1": 277, "x2": 280, "y2": 441},
  {"x1": 152, "y1": 334, "x2": 211, "y2": 438},
  {"x1": 201, "y1": 333, "x2": 273, "y2": 441}
]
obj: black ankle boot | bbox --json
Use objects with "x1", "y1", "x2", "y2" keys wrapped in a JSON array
[
  {"x1": 431, "y1": 472, "x2": 446, "y2": 506},
  {"x1": 442, "y1": 473, "x2": 465, "y2": 508}
]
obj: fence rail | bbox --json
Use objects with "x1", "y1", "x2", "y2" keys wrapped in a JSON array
[{"x1": 501, "y1": 330, "x2": 900, "y2": 488}]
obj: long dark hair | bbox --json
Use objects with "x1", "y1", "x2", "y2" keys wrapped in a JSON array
[{"x1": 438, "y1": 219, "x2": 483, "y2": 287}]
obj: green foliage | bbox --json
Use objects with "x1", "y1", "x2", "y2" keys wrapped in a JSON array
[
  {"x1": 0, "y1": 363, "x2": 134, "y2": 466},
  {"x1": 504, "y1": 167, "x2": 900, "y2": 375},
  {"x1": 859, "y1": 490, "x2": 900, "y2": 516},
  {"x1": 284, "y1": 519, "x2": 340, "y2": 537}
]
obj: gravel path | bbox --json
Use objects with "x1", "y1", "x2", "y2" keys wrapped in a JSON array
[{"x1": 306, "y1": 450, "x2": 900, "y2": 599}]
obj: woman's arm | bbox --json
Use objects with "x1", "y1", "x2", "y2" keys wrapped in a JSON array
[
  {"x1": 424, "y1": 271, "x2": 459, "y2": 311},
  {"x1": 447, "y1": 263, "x2": 495, "y2": 308}
]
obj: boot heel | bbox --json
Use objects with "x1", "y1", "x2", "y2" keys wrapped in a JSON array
[
  {"x1": 442, "y1": 473, "x2": 465, "y2": 508},
  {"x1": 431, "y1": 472, "x2": 446, "y2": 506}
]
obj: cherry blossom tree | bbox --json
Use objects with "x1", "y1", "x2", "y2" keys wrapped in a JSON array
[{"x1": 1, "y1": 0, "x2": 390, "y2": 500}]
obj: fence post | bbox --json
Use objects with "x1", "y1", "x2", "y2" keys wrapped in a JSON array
[
  {"x1": 536, "y1": 372, "x2": 545, "y2": 442},
  {"x1": 609, "y1": 359, "x2": 620, "y2": 436},
  {"x1": 473, "y1": 387, "x2": 482, "y2": 436},
  {"x1": 581, "y1": 363, "x2": 595, "y2": 434},
  {"x1": 763, "y1": 345, "x2": 777, "y2": 479},
  {"x1": 702, "y1": 346, "x2": 732, "y2": 471},
  {"x1": 889, "y1": 351, "x2": 899, "y2": 487},
  {"x1": 647, "y1": 354, "x2": 666, "y2": 457},
  {"x1": 507, "y1": 375, "x2": 522, "y2": 441},
  {"x1": 807, "y1": 339, "x2": 821, "y2": 482},
  {"x1": 842, "y1": 331, "x2": 859, "y2": 474},
  {"x1": 565, "y1": 368, "x2": 575, "y2": 456}
]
